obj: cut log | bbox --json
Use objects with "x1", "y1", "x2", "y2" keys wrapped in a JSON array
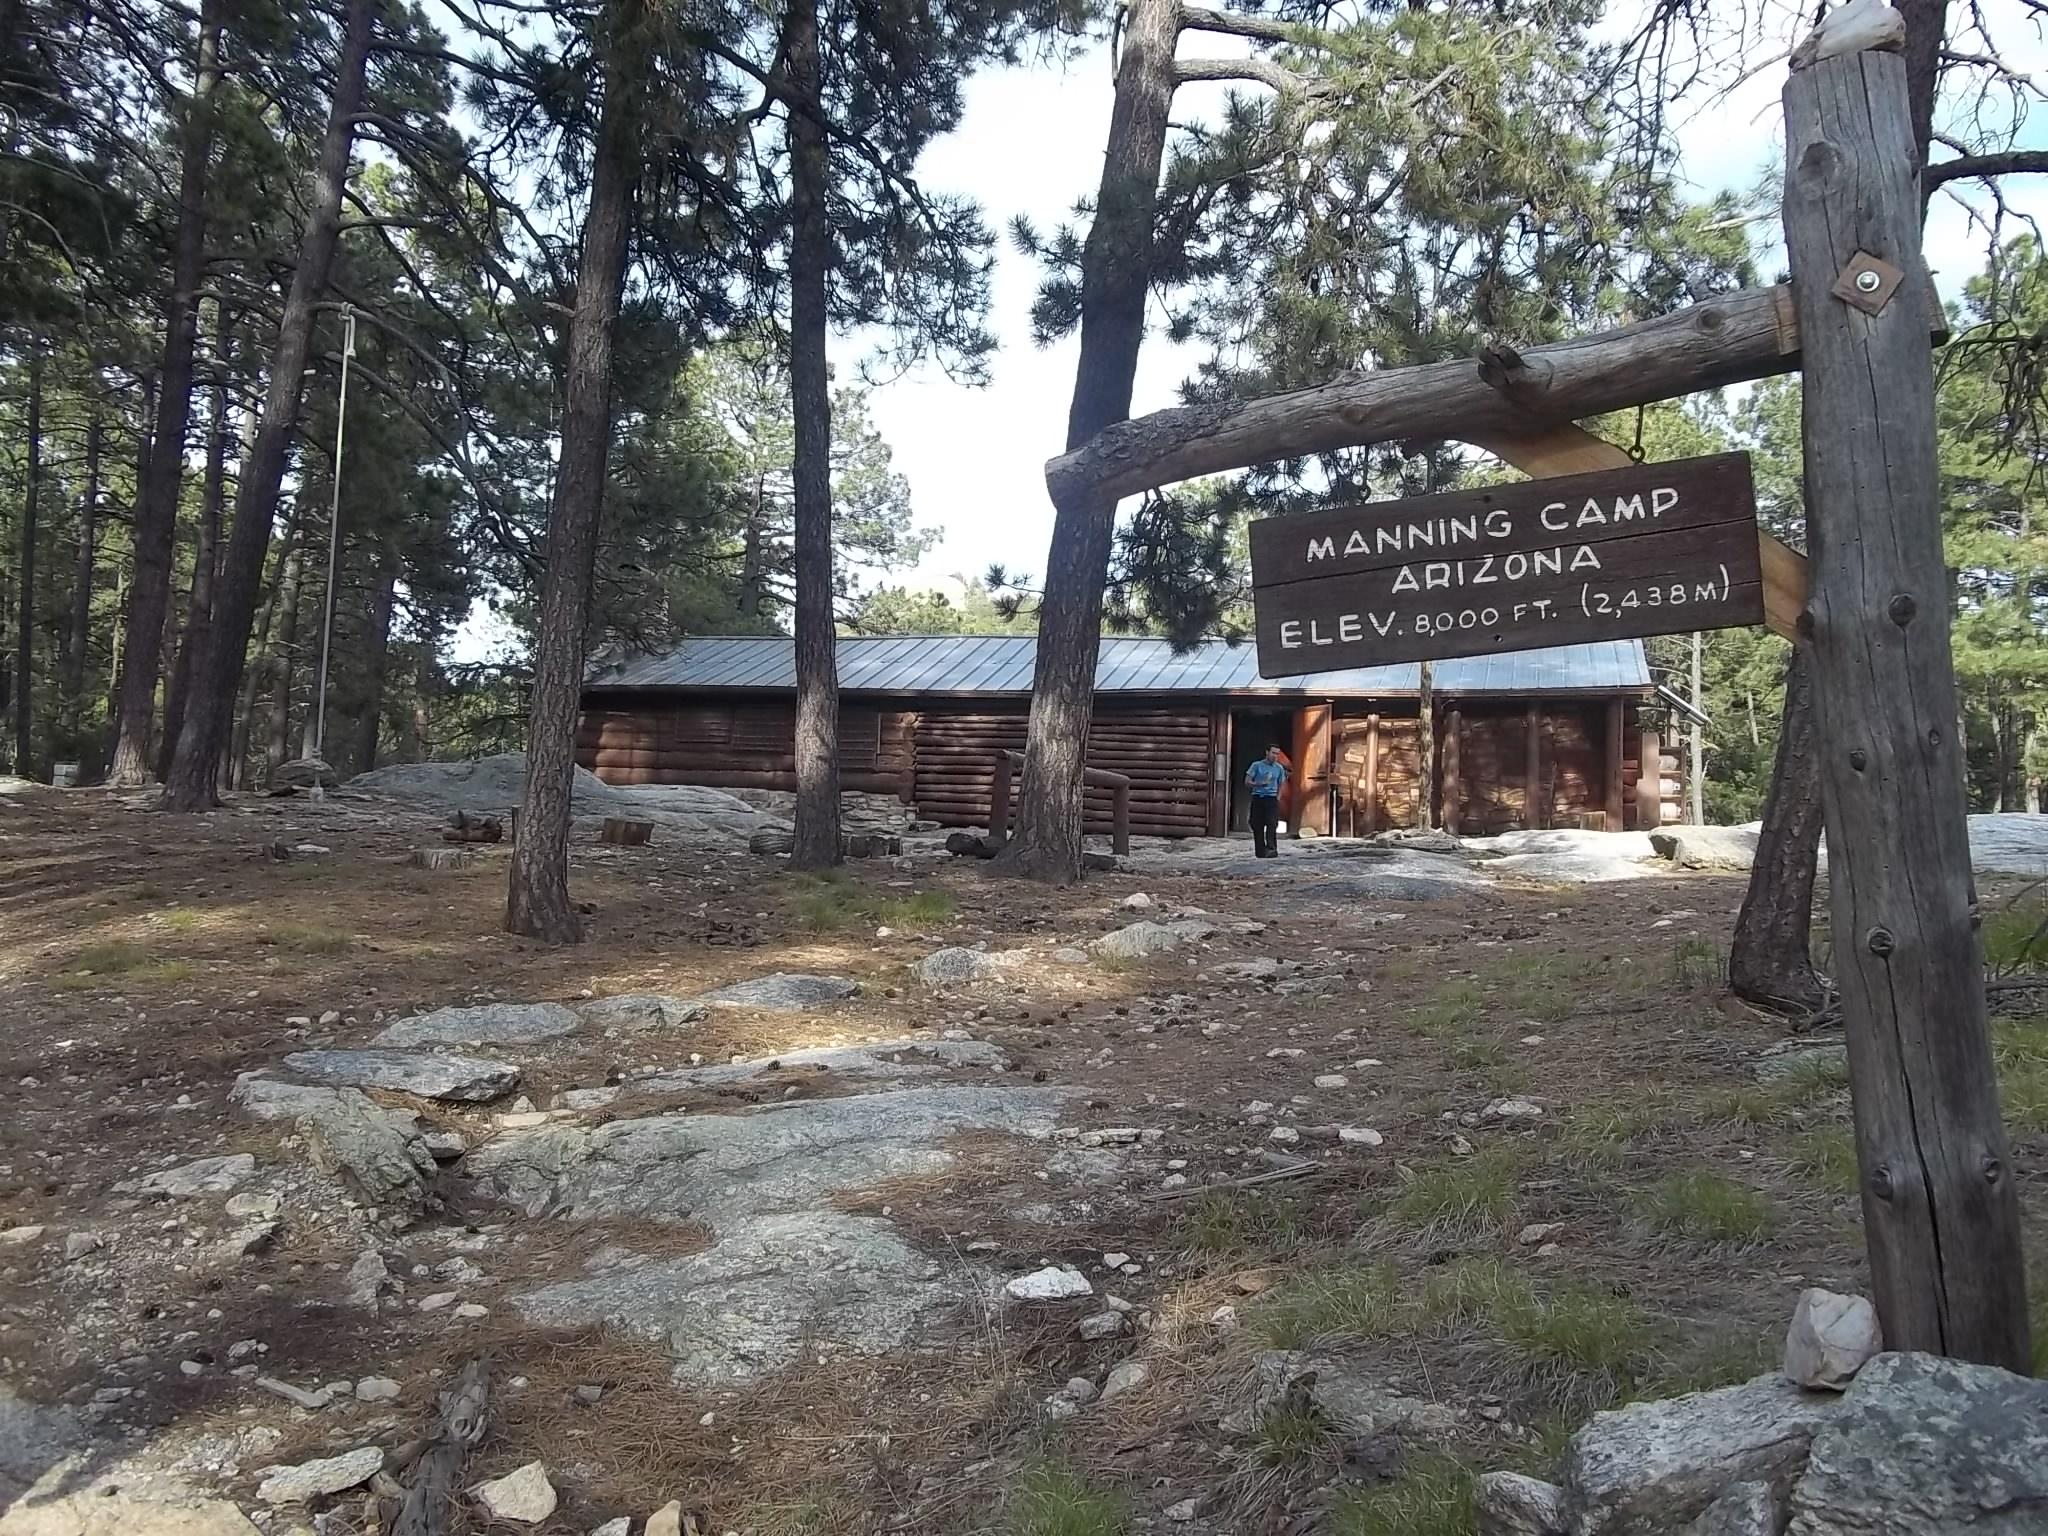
[
  {"x1": 392, "y1": 1357, "x2": 490, "y2": 1536},
  {"x1": 409, "y1": 848, "x2": 474, "y2": 872},
  {"x1": 599, "y1": 817, "x2": 653, "y2": 846}
]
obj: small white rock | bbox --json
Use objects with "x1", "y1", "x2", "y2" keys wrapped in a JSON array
[
  {"x1": 1005, "y1": 1265, "x2": 1093, "y2": 1302},
  {"x1": 1783, "y1": 1287, "x2": 1883, "y2": 1390},
  {"x1": 1268, "y1": 1127, "x2": 1300, "y2": 1145},
  {"x1": 1517, "y1": 1223, "x2": 1565, "y2": 1246},
  {"x1": 355, "y1": 1376, "x2": 402, "y2": 1402},
  {"x1": 1313, "y1": 1074, "x2": 1348, "y2": 1089},
  {"x1": 257, "y1": 1446, "x2": 384, "y2": 1505},
  {"x1": 1099, "y1": 1360, "x2": 1151, "y2": 1402},
  {"x1": 473, "y1": 1461, "x2": 557, "y2": 1524},
  {"x1": 1338, "y1": 1127, "x2": 1383, "y2": 1146}
]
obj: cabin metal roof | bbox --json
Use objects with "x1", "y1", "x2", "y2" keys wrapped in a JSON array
[{"x1": 584, "y1": 636, "x2": 1653, "y2": 698}]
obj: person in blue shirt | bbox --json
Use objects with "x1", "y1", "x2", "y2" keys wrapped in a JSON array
[{"x1": 1245, "y1": 745, "x2": 1288, "y2": 858}]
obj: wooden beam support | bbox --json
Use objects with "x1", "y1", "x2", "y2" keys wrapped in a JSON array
[
  {"x1": 988, "y1": 749, "x2": 1014, "y2": 846},
  {"x1": 1473, "y1": 423, "x2": 1809, "y2": 642},
  {"x1": 1292, "y1": 702, "x2": 1332, "y2": 838},
  {"x1": 1784, "y1": 30, "x2": 2030, "y2": 1369},
  {"x1": 1524, "y1": 701, "x2": 1542, "y2": 831},
  {"x1": 1416, "y1": 663, "x2": 1434, "y2": 830},
  {"x1": 1364, "y1": 712, "x2": 1380, "y2": 835},
  {"x1": 1442, "y1": 707, "x2": 1462, "y2": 836},
  {"x1": 1605, "y1": 697, "x2": 1625, "y2": 832},
  {"x1": 1047, "y1": 285, "x2": 1801, "y2": 507}
]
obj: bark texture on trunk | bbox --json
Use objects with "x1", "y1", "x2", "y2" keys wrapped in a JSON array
[
  {"x1": 158, "y1": 335, "x2": 228, "y2": 780},
  {"x1": 15, "y1": 347, "x2": 42, "y2": 774},
  {"x1": 352, "y1": 544, "x2": 398, "y2": 773},
  {"x1": 999, "y1": 0, "x2": 1181, "y2": 883},
  {"x1": 1784, "y1": 36, "x2": 2028, "y2": 1371},
  {"x1": 60, "y1": 402, "x2": 100, "y2": 756},
  {"x1": 160, "y1": 0, "x2": 372, "y2": 810},
  {"x1": 786, "y1": 0, "x2": 840, "y2": 871},
  {"x1": 109, "y1": 0, "x2": 221, "y2": 786},
  {"x1": 264, "y1": 535, "x2": 307, "y2": 779},
  {"x1": 504, "y1": 0, "x2": 638, "y2": 941},
  {"x1": 1730, "y1": 0, "x2": 1949, "y2": 1003},
  {"x1": 1729, "y1": 646, "x2": 1827, "y2": 1012}
]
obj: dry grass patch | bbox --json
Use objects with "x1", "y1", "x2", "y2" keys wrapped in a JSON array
[
  {"x1": 1325, "y1": 1452, "x2": 1474, "y2": 1536},
  {"x1": 1252, "y1": 1262, "x2": 1402, "y2": 1348},
  {"x1": 1386, "y1": 1149, "x2": 1518, "y2": 1238},
  {"x1": 1643, "y1": 1171, "x2": 1775, "y2": 1242},
  {"x1": 1004, "y1": 1460, "x2": 1132, "y2": 1536}
]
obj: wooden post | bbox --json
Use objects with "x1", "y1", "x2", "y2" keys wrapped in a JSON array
[
  {"x1": 1637, "y1": 728, "x2": 1664, "y2": 833},
  {"x1": 1363, "y1": 713, "x2": 1380, "y2": 834},
  {"x1": 1416, "y1": 663, "x2": 1434, "y2": 829},
  {"x1": 1604, "y1": 697, "x2": 1625, "y2": 832},
  {"x1": 1110, "y1": 778, "x2": 1130, "y2": 856},
  {"x1": 1207, "y1": 707, "x2": 1229, "y2": 837},
  {"x1": 1523, "y1": 702, "x2": 1543, "y2": 831},
  {"x1": 1442, "y1": 707, "x2": 1462, "y2": 836},
  {"x1": 1783, "y1": 17, "x2": 2029, "y2": 1369},
  {"x1": 988, "y1": 750, "x2": 1014, "y2": 846}
]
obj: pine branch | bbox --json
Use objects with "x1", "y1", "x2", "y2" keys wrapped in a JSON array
[
  {"x1": 1927, "y1": 150, "x2": 2048, "y2": 188},
  {"x1": 1175, "y1": 57, "x2": 1315, "y2": 94},
  {"x1": 1175, "y1": 5, "x2": 1296, "y2": 44}
]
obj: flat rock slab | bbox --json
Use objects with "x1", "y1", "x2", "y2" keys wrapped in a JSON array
[
  {"x1": 113, "y1": 1154, "x2": 255, "y2": 1199},
  {"x1": 1091, "y1": 920, "x2": 1217, "y2": 960},
  {"x1": 0, "y1": 1387, "x2": 81, "y2": 1506},
  {"x1": 626, "y1": 1038, "x2": 1007, "y2": 1095},
  {"x1": 1785, "y1": 1351, "x2": 2048, "y2": 1535},
  {"x1": 372, "y1": 1002, "x2": 581, "y2": 1048},
  {"x1": 466, "y1": 1083, "x2": 1069, "y2": 1229},
  {"x1": 577, "y1": 994, "x2": 707, "y2": 1030},
  {"x1": 255, "y1": 1445, "x2": 384, "y2": 1505},
  {"x1": 694, "y1": 974, "x2": 859, "y2": 1013},
  {"x1": 1650, "y1": 825, "x2": 1760, "y2": 871},
  {"x1": 0, "y1": 1493, "x2": 262, "y2": 1536},
  {"x1": 516, "y1": 1211, "x2": 957, "y2": 1387},
  {"x1": 1563, "y1": 1371, "x2": 1848, "y2": 1535},
  {"x1": 914, "y1": 948, "x2": 1030, "y2": 988},
  {"x1": 232, "y1": 1074, "x2": 437, "y2": 1210},
  {"x1": 281, "y1": 1048, "x2": 520, "y2": 1103}
]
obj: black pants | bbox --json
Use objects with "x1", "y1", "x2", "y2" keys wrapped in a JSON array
[{"x1": 1250, "y1": 795, "x2": 1280, "y2": 857}]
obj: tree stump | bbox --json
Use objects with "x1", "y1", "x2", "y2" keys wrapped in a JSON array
[
  {"x1": 411, "y1": 848, "x2": 474, "y2": 872},
  {"x1": 600, "y1": 818, "x2": 652, "y2": 846},
  {"x1": 841, "y1": 830, "x2": 902, "y2": 859}
]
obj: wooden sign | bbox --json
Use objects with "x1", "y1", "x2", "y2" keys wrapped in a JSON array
[{"x1": 1250, "y1": 452, "x2": 1764, "y2": 676}]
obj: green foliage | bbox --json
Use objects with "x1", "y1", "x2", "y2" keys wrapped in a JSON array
[
  {"x1": 1644, "y1": 1172, "x2": 1774, "y2": 1242},
  {"x1": 1994, "y1": 1015, "x2": 2048, "y2": 1134},
  {"x1": 1498, "y1": 1285, "x2": 1650, "y2": 1375},
  {"x1": 1325, "y1": 1453, "x2": 1474, "y2": 1536},
  {"x1": 1789, "y1": 1126, "x2": 1860, "y2": 1194},
  {"x1": 1254, "y1": 1263, "x2": 1403, "y2": 1348},
  {"x1": 1005, "y1": 1462, "x2": 1130, "y2": 1536},
  {"x1": 1179, "y1": 1188, "x2": 1313, "y2": 1260},
  {"x1": 787, "y1": 872, "x2": 955, "y2": 933},
  {"x1": 1388, "y1": 1150, "x2": 1517, "y2": 1235},
  {"x1": 1253, "y1": 1404, "x2": 1334, "y2": 1467}
]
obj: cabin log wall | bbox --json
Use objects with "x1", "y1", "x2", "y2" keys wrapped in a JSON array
[{"x1": 579, "y1": 691, "x2": 1647, "y2": 838}]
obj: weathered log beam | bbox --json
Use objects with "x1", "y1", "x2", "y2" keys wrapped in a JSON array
[{"x1": 1045, "y1": 286, "x2": 1802, "y2": 506}]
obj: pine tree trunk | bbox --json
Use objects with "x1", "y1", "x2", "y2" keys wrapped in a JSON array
[
  {"x1": 59, "y1": 401, "x2": 99, "y2": 757},
  {"x1": 109, "y1": 0, "x2": 221, "y2": 786},
  {"x1": 265, "y1": 536, "x2": 308, "y2": 781},
  {"x1": 737, "y1": 495, "x2": 765, "y2": 618},
  {"x1": 14, "y1": 346, "x2": 43, "y2": 774},
  {"x1": 504, "y1": 1, "x2": 638, "y2": 942},
  {"x1": 234, "y1": 506, "x2": 296, "y2": 790},
  {"x1": 998, "y1": 0, "x2": 1181, "y2": 883},
  {"x1": 1730, "y1": 646, "x2": 1827, "y2": 1013},
  {"x1": 786, "y1": 0, "x2": 839, "y2": 871},
  {"x1": 352, "y1": 541, "x2": 397, "y2": 772},
  {"x1": 160, "y1": 0, "x2": 372, "y2": 810},
  {"x1": 157, "y1": 327, "x2": 228, "y2": 780}
]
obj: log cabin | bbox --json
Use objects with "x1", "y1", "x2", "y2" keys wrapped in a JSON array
[{"x1": 578, "y1": 635, "x2": 1685, "y2": 839}]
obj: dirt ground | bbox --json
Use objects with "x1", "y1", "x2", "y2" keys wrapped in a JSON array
[{"x1": 1, "y1": 782, "x2": 2043, "y2": 1536}]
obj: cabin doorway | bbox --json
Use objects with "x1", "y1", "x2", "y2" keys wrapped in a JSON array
[{"x1": 1229, "y1": 708, "x2": 1294, "y2": 833}]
